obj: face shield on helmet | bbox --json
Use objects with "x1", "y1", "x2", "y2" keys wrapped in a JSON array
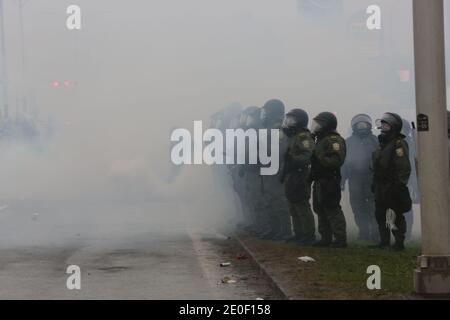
[
  {"x1": 214, "y1": 118, "x2": 224, "y2": 130},
  {"x1": 310, "y1": 119, "x2": 323, "y2": 135},
  {"x1": 246, "y1": 115, "x2": 258, "y2": 128},
  {"x1": 351, "y1": 114, "x2": 371, "y2": 126},
  {"x1": 229, "y1": 118, "x2": 240, "y2": 129},
  {"x1": 260, "y1": 108, "x2": 267, "y2": 122},
  {"x1": 239, "y1": 113, "x2": 248, "y2": 127},
  {"x1": 375, "y1": 113, "x2": 402, "y2": 133},
  {"x1": 375, "y1": 119, "x2": 392, "y2": 134},
  {"x1": 355, "y1": 121, "x2": 371, "y2": 131},
  {"x1": 282, "y1": 115, "x2": 297, "y2": 129},
  {"x1": 351, "y1": 114, "x2": 372, "y2": 134}
]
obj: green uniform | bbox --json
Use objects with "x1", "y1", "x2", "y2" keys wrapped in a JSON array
[
  {"x1": 282, "y1": 130, "x2": 316, "y2": 244},
  {"x1": 260, "y1": 122, "x2": 292, "y2": 239},
  {"x1": 231, "y1": 164, "x2": 252, "y2": 226},
  {"x1": 244, "y1": 164, "x2": 268, "y2": 233},
  {"x1": 311, "y1": 132, "x2": 347, "y2": 244},
  {"x1": 372, "y1": 134, "x2": 411, "y2": 246}
]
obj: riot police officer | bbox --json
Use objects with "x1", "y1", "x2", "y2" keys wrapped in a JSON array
[
  {"x1": 371, "y1": 113, "x2": 411, "y2": 251},
  {"x1": 239, "y1": 107, "x2": 269, "y2": 236},
  {"x1": 235, "y1": 106, "x2": 260, "y2": 232},
  {"x1": 259, "y1": 99, "x2": 292, "y2": 240},
  {"x1": 401, "y1": 119, "x2": 419, "y2": 241},
  {"x1": 342, "y1": 114, "x2": 379, "y2": 241},
  {"x1": 280, "y1": 108, "x2": 316, "y2": 245},
  {"x1": 231, "y1": 109, "x2": 252, "y2": 231},
  {"x1": 310, "y1": 112, "x2": 347, "y2": 248}
]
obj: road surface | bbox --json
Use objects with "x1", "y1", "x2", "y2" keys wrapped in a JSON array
[{"x1": 0, "y1": 199, "x2": 279, "y2": 299}]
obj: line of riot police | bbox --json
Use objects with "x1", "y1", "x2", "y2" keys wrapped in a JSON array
[{"x1": 210, "y1": 99, "x2": 415, "y2": 251}]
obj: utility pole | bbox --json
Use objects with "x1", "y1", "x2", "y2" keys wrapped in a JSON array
[
  {"x1": 18, "y1": 0, "x2": 27, "y2": 114},
  {"x1": 413, "y1": 0, "x2": 450, "y2": 296},
  {"x1": 0, "y1": 0, "x2": 8, "y2": 118}
]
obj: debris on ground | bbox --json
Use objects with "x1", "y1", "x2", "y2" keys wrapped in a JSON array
[
  {"x1": 220, "y1": 262, "x2": 231, "y2": 267},
  {"x1": 236, "y1": 253, "x2": 247, "y2": 260},
  {"x1": 222, "y1": 276, "x2": 237, "y2": 284},
  {"x1": 297, "y1": 256, "x2": 316, "y2": 263}
]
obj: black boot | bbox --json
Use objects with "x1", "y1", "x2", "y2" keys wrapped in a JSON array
[
  {"x1": 330, "y1": 241, "x2": 347, "y2": 248},
  {"x1": 368, "y1": 242, "x2": 390, "y2": 249},
  {"x1": 392, "y1": 236, "x2": 405, "y2": 251},
  {"x1": 372, "y1": 224, "x2": 391, "y2": 249},
  {"x1": 313, "y1": 239, "x2": 331, "y2": 247},
  {"x1": 392, "y1": 242, "x2": 405, "y2": 251}
]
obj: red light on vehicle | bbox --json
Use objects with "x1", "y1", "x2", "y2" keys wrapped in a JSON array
[
  {"x1": 52, "y1": 81, "x2": 60, "y2": 88},
  {"x1": 63, "y1": 80, "x2": 70, "y2": 87}
]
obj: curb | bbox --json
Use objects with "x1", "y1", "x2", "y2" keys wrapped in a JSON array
[{"x1": 233, "y1": 234, "x2": 297, "y2": 300}]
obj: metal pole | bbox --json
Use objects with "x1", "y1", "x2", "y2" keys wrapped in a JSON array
[
  {"x1": 413, "y1": 0, "x2": 450, "y2": 296},
  {"x1": 19, "y1": 0, "x2": 26, "y2": 113},
  {"x1": 0, "y1": 0, "x2": 8, "y2": 118}
]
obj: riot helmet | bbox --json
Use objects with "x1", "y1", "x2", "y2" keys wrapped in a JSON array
[
  {"x1": 261, "y1": 99, "x2": 285, "y2": 125},
  {"x1": 351, "y1": 114, "x2": 372, "y2": 135},
  {"x1": 311, "y1": 112, "x2": 338, "y2": 135},
  {"x1": 375, "y1": 112, "x2": 403, "y2": 136},
  {"x1": 282, "y1": 108, "x2": 309, "y2": 137}
]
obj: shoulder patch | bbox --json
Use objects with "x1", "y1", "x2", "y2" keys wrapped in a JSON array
[
  {"x1": 396, "y1": 147, "x2": 404, "y2": 157},
  {"x1": 332, "y1": 142, "x2": 341, "y2": 151},
  {"x1": 330, "y1": 135, "x2": 338, "y2": 141},
  {"x1": 303, "y1": 140, "x2": 311, "y2": 149}
]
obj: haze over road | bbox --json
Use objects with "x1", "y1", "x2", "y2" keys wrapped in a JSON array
[{"x1": 0, "y1": 200, "x2": 277, "y2": 299}]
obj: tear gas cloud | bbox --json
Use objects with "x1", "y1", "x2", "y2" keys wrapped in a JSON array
[{"x1": 0, "y1": 0, "x2": 424, "y2": 246}]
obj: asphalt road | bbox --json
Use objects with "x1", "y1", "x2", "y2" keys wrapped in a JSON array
[{"x1": 0, "y1": 199, "x2": 279, "y2": 300}]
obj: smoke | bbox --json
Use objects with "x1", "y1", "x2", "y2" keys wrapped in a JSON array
[{"x1": 0, "y1": 0, "x2": 421, "y2": 246}]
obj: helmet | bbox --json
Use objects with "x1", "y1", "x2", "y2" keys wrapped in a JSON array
[
  {"x1": 223, "y1": 102, "x2": 243, "y2": 116},
  {"x1": 282, "y1": 108, "x2": 309, "y2": 137},
  {"x1": 285, "y1": 109, "x2": 309, "y2": 128},
  {"x1": 311, "y1": 112, "x2": 338, "y2": 135},
  {"x1": 243, "y1": 107, "x2": 262, "y2": 129},
  {"x1": 240, "y1": 106, "x2": 260, "y2": 129},
  {"x1": 351, "y1": 114, "x2": 372, "y2": 132},
  {"x1": 261, "y1": 99, "x2": 285, "y2": 124},
  {"x1": 375, "y1": 112, "x2": 403, "y2": 134},
  {"x1": 210, "y1": 111, "x2": 224, "y2": 129},
  {"x1": 222, "y1": 102, "x2": 243, "y2": 128}
]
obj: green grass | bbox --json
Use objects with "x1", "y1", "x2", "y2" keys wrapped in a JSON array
[
  {"x1": 241, "y1": 234, "x2": 422, "y2": 299},
  {"x1": 287, "y1": 242, "x2": 421, "y2": 299}
]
